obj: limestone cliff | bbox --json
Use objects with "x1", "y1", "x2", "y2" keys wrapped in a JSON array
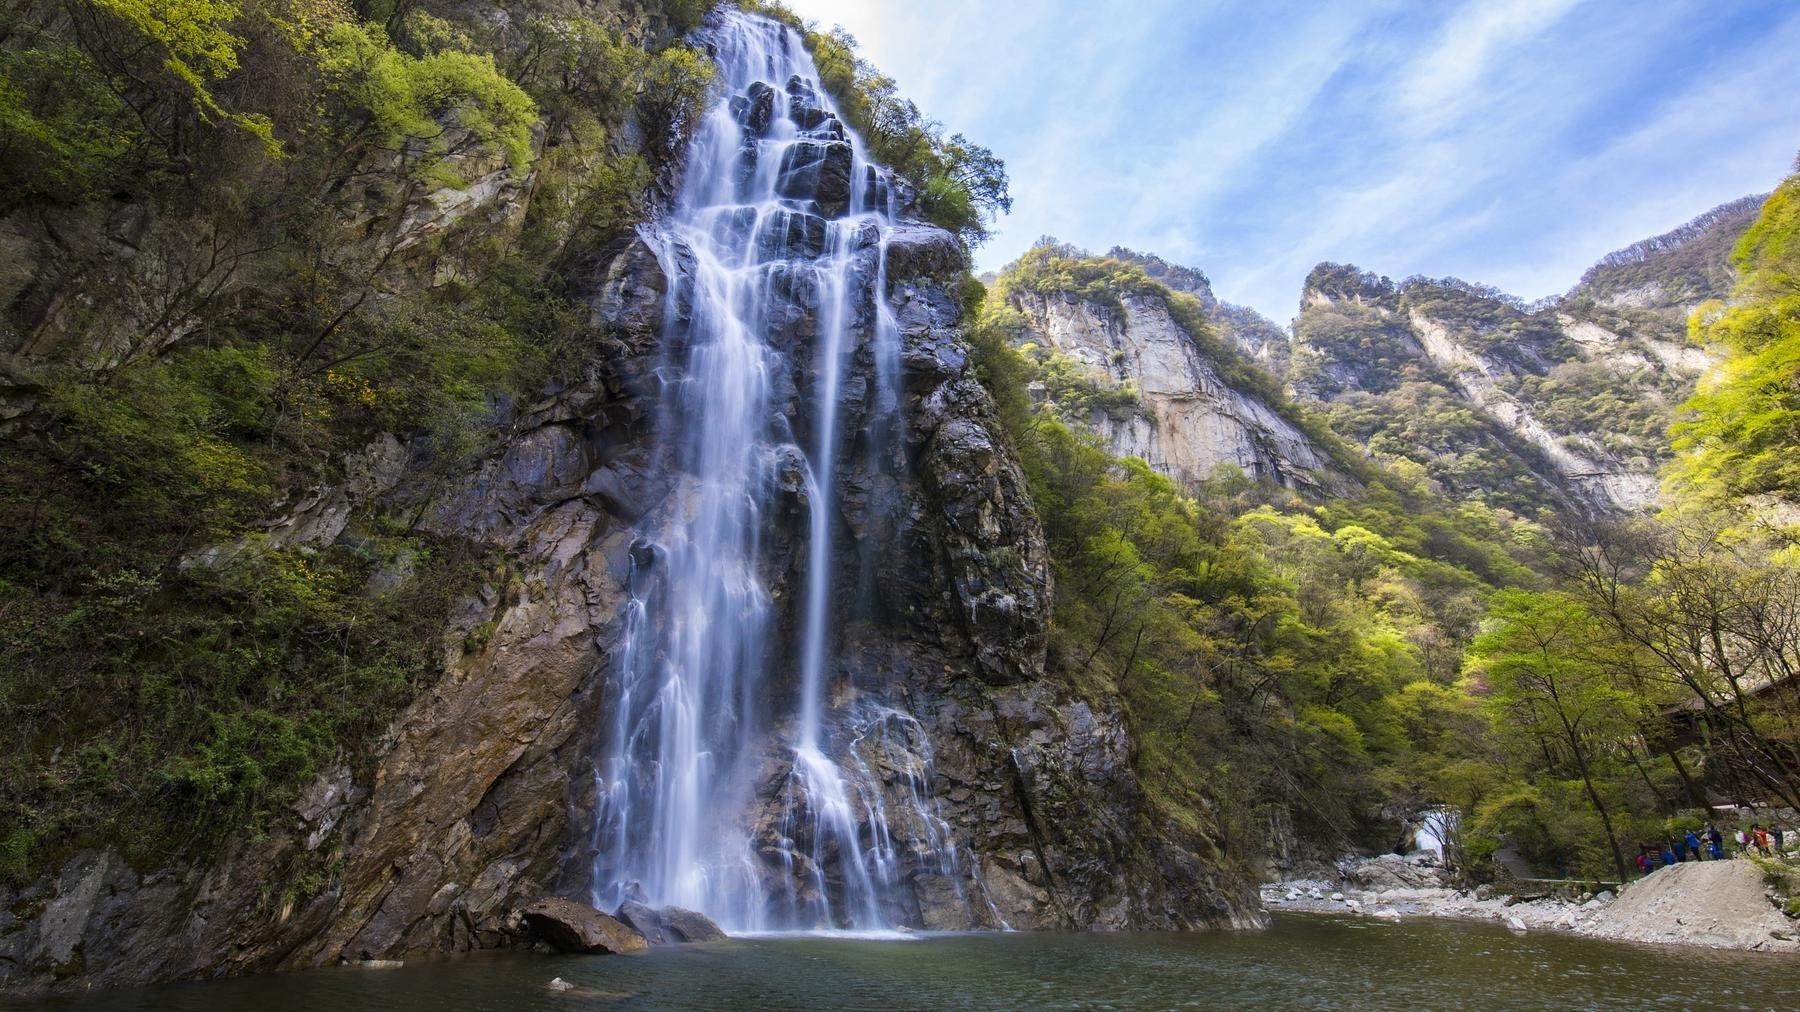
[
  {"x1": 1002, "y1": 258, "x2": 1351, "y2": 497},
  {"x1": 1286, "y1": 198, "x2": 1757, "y2": 512}
]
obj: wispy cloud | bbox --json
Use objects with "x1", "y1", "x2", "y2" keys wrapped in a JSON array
[
  {"x1": 1395, "y1": 0, "x2": 1583, "y2": 129},
  {"x1": 781, "y1": 0, "x2": 1800, "y2": 322}
]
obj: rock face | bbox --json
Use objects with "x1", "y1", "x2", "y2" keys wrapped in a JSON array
[
  {"x1": 2, "y1": 163, "x2": 1258, "y2": 1001},
  {"x1": 1009, "y1": 286, "x2": 1350, "y2": 495},
  {"x1": 1285, "y1": 198, "x2": 1757, "y2": 513}
]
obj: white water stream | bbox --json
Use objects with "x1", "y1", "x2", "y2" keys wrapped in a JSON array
[{"x1": 588, "y1": 11, "x2": 979, "y2": 932}]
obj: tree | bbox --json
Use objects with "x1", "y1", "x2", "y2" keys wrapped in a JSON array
[
  {"x1": 1469, "y1": 591, "x2": 1637, "y2": 882},
  {"x1": 1672, "y1": 170, "x2": 1800, "y2": 502}
]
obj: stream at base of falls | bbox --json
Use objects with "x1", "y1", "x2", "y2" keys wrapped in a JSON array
[{"x1": 34, "y1": 916, "x2": 1800, "y2": 1011}]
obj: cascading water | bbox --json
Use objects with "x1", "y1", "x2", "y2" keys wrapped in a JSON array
[{"x1": 589, "y1": 10, "x2": 986, "y2": 932}]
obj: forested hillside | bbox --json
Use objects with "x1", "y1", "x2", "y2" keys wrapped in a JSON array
[
  {"x1": 968, "y1": 248, "x2": 1541, "y2": 861},
  {"x1": 0, "y1": 0, "x2": 725, "y2": 889},
  {"x1": 967, "y1": 170, "x2": 1800, "y2": 881},
  {"x1": 1285, "y1": 198, "x2": 1754, "y2": 514}
]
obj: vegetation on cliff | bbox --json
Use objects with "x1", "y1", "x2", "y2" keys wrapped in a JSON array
[
  {"x1": 747, "y1": 1, "x2": 1010, "y2": 249},
  {"x1": 1283, "y1": 200, "x2": 1754, "y2": 516},
  {"x1": 968, "y1": 258, "x2": 1542, "y2": 863},
  {"x1": 972, "y1": 175, "x2": 1800, "y2": 883},
  {"x1": 1674, "y1": 167, "x2": 1800, "y2": 503},
  {"x1": 0, "y1": 0, "x2": 712, "y2": 884}
]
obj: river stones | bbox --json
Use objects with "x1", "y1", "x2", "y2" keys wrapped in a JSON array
[{"x1": 521, "y1": 897, "x2": 648, "y2": 954}]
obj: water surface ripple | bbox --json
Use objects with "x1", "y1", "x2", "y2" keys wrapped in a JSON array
[{"x1": 24, "y1": 915, "x2": 1800, "y2": 1011}]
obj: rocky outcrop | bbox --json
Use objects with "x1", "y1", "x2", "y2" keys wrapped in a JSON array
[
  {"x1": 1405, "y1": 309, "x2": 1662, "y2": 509},
  {"x1": 520, "y1": 898, "x2": 648, "y2": 954},
  {"x1": 1010, "y1": 287, "x2": 1349, "y2": 495},
  {"x1": 1285, "y1": 197, "x2": 1754, "y2": 513},
  {"x1": 2, "y1": 200, "x2": 1259, "y2": 994}
]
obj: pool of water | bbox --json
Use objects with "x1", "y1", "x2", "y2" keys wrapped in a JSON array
[{"x1": 15, "y1": 914, "x2": 1800, "y2": 1010}]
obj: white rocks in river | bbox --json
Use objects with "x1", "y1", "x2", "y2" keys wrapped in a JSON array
[
  {"x1": 1309, "y1": 888, "x2": 1324, "y2": 900},
  {"x1": 1344, "y1": 899, "x2": 1361, "y2": 911},
  {"x1": 1371, "y1": 909, "x2": 1401, "y2": 921},
  {"x1": 1330, "y1": 892, "x2": 1345, "y2": 902},
  {"x1": 1506, "y1": 916, "x2": 1528, "y2": 934},
  {"x1": 548, "y1": 978, "x2": 575, "y2": 992}
]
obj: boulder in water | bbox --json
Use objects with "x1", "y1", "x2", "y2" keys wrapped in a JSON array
[
  {"x1": 614, "y1": 901, "x2": 668, "y2": 944},
  {"x1": 521, "y1": 897, "x2": 648, "y2": 954},
  {"x1": 740, "y1": 80, "x2": 776, "y2": 136},
  {"x1": 614, "y1": 901, "x2": 727, "y2": 944},
  {"x1": 661, "y1": 906, "x2": 727, "y2": 942}
]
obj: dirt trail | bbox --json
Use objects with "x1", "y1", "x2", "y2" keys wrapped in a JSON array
[{"x1": 1577, "y1": 860, "x2": 1797, "y2": 951}]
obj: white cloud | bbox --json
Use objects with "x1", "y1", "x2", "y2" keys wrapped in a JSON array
[
  {"x1": 1395, "y1": 0, "x2": 1584, "y2": 129},
  {"x1": 770, "y1": 0, "x2": 1799, "y2": 323}
]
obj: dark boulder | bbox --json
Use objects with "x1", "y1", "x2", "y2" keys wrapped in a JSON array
[
  {"x1": 884, "y1": 223, "x2": 966, "y2": 284},
  {"x1": 739, "y1": 81, "x2": 776, "y2": 136},
  {"x1": 520, "y1": 897, "x2": 648, "y2": 954},
  {"x1": 784, "y1": 74, "x2": 832, "y2": 130},
  {"x1": 613, "y1": 901, "x2": 727, "y2": 944},
  {"x1": 660, "y1": 906, "x2": 728, "y2": 942},
  {"x1": 776, "y1": 140, "x2": 853, "y2": 218},
  {"x1": 755, "y1": 209, "x2": 829, "y2": 262}
]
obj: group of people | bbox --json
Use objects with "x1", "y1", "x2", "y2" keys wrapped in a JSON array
[{"x1": 1634, "y1": 822, "x2": 1788, "y2": 873}]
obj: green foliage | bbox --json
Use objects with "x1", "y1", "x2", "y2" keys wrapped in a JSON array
[
  {"x1": 0, "y1": 346, "x2": 484, "y2": 881},
  {"x1": 316, "y1": 20, "x2": 537, "y2": 180},
  {"x1": 89, "y1": 0, "x2": 278, "y2": 150},
  {"x1": 0, "y1": 45, "x2": 135, "y2": 206},
  {"x1": 1673, "y1": 171, "x2": 1800, "y2": 504},
  {"x1": 754, "y1": 4, "x2": 1009, "y2": 248},
  {"x1": 0, "y1": 0, "x2": 711, "y2": 884},
  {"x1": 965, "y1": 284, "x2": 1536, "y2": 860}
]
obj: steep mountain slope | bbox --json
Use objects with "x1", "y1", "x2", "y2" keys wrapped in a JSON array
[
  {"x1": 994, "y1": 243, "x2": 1355, "y2": 496},
  {"x1": 1288, "y1": 199, "x2": 1758, "y2": 512},
  {"x1": 0, "y1": 2, "x2": 1257, "y2": 994}
]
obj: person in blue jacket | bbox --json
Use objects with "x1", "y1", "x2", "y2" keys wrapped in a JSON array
[{"x1": 1683, "y1": 829, "x2": 1704, "y2": 860}]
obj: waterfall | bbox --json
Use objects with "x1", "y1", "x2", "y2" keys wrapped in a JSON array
[{"x1": 588, "y1": 10, "x2": 981, "y2": 933}]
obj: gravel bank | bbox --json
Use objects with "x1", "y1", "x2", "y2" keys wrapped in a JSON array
[{"x1": 1264, "y1": 853, "x2": 1799, "y2": 952}]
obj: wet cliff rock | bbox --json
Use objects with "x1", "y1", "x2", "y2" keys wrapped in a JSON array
[{"x1": 1, "y1": 209, "x2": 1260, "y2": 992}]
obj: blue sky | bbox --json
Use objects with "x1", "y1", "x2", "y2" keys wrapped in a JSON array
[{"x1": 781, "y1": 0, "x2": 1800, "y2": 324}]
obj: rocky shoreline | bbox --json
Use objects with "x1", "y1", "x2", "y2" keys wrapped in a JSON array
[{"x1": 1264, "y1": 853, "x2": 1799, "y2": 953}]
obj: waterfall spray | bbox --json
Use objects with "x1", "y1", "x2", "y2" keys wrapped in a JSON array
[{"x1": 587, "y1": 11, "x2": 979, "y2": 932}]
